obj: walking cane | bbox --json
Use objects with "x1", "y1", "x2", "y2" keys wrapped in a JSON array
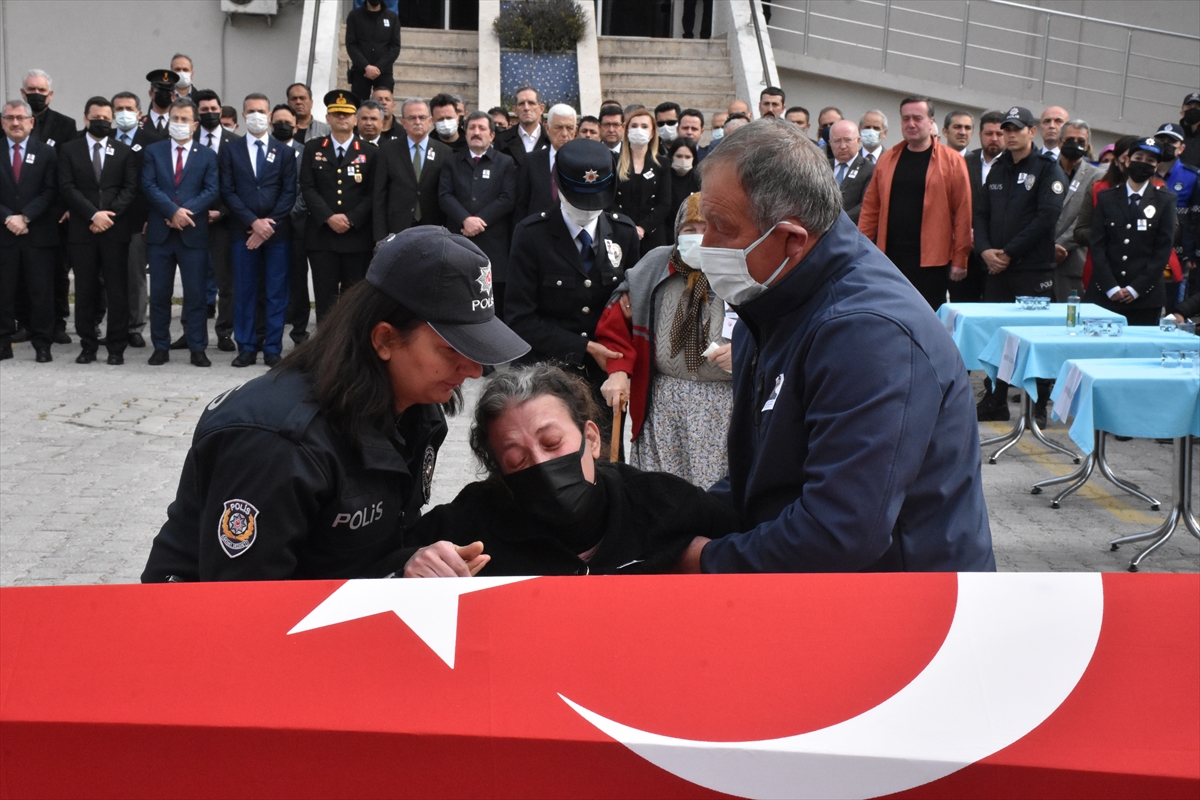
[{"x1": 609, "y1": 395, "x2": 625, "y2": 463}]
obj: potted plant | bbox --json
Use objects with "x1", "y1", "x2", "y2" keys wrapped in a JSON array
[{"x1": 495, "y1": 0, "x2": 586, "y2": 111}]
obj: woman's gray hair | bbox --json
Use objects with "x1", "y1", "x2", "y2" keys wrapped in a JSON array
[{"x1": 698, "y1": 118, "x2": 842, "y2": 235}]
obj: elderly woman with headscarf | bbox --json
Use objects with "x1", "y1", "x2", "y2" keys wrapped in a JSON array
[{"x1": 593, "y1": 192, "x2": 735, "y2": 489}]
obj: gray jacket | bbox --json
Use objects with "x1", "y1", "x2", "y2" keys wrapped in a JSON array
[{"x1": 1053, "y1": 158, "x2": 1099, "y2": 279}]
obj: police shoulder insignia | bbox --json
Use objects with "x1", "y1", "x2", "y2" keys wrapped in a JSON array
[
  {"x1": 1051, "y1": 180, "x2": 1064, "y2": 194},
  {"x1": 218, "y1": 499, "x2": 259, "y2": 558},
  {"x1": 422, "y1": 446, "x2": 436, "y2": 505},
  {"x1": 1175, "y1": 182, "x2": 1184, "y2": 192}
]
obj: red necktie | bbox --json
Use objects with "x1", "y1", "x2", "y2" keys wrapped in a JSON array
[
  {"x1": 12, "y1": 143, "x2": 20, "y2": 183},
  {"x1": 473, "y1": 155, "x2": 480, "y2": 164},
  {"x1": 174, "y1": 146, "x2": 184, "y2": 186}
]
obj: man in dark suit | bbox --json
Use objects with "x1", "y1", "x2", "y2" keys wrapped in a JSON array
[
  {"x1": 299, "y1": 91, "x2": 377, "y2": 322},
  {"x1": 373, "y1": 98, "x2": 449, "y2": 240},
  {"x1": 142, "y1": 98, "x2": 220, "y2": 366},
  {"x1": 1, "y1": 99, "x2": 58, "y2": 361},
  {"x1": 219, "y1": 93, "x2": 297, "y2": 367},
  {"x1": 111, "y1": 91, "x2": 162, "y2": 349},
  {"x1": 950, "y1": 110, "x2": 1004, "y2": 303},
  {"x1": 494, "y1": 86, "x2": 550, "y2": 170},
  {"x1": 515, "y1": 104, "x2": 577, "y2": 223},
  {"x1": 58, "y1": 96, "x2": 139, "y2": 364},
  {"x1": 439, "y1": 110, "x2": 517, "y2": 319},
  {"x1": 828, "y1": 120, "x2": 873, "y2": 224}
]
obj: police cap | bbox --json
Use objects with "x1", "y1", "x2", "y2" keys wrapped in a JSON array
[
  {"x1": 1129, "y1": 137, "x2": 1162, "y2": 160},
  {"x1": 323, "y1": 90, "x2": 360, "y2": 115},
  {"x1": 1001, "y1": 107, "x2": 1037, "y2": 129},
  {"x1": 366, "y1": 227, "x2": 530, "y2": 365},
  {"x1": 1183, "y1": 92, "x2": 1200, "y2": 106},
  {"x1": 1155, "y1": 123, "x2": 1185, "y2": 142},
  {"x1": 147, "y1": 70, "x2": 180, "y2": 89},
  {"x1": 554, "y1": 138, "x2": 617, "y2": 211}
]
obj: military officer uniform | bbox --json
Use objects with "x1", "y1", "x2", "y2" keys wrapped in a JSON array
[{"x1": 300, "y1": 92, "x2": 378, "y2": 322}]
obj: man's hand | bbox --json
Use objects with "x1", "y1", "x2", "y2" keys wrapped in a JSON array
[
  {"x1": 208, "y1": 209, "x2": 222, "y2": 223},
  {"x1": 707, "y1": 342, "x2": 733, "y2": 372},
  {"x1": 635, "y1": 225, "x2": 645, "y2": 240},
  {"x1": 247, "y1": 218, "x2": 276, "y2": 250},
  {"x1": 1114, "y1": 287, "x2": 1136, "y2": 303},
  {"x1": 4, "y1": 215, "x2": 28, "y2": 236},
  {"x1": 170, "y1": 207, "x2": 195, "y2": 230},
  {"x1": 586, "y1": 340, "x2": 622, "y2": 371},
  {"x1": 1054, "y1": 243, "x2": 1068, "y2": 264},
  {"x1": 326, "y1": 213, "x2": 351, "y2": 234},
  {"x1": 461, "y1": 216, "x2": 487, "y2": 237},
  {"x1": 949, "y1": 266, "x2": 968, "y2": 282},
  {"x1": 59, "y1": 211, "x2": 70, "y2": 224},
  {"x1": 618, "y1": 292, "x2": 632, "y2": 321},
  {"x1": 601, "y1": 371, "x2": 630, "y2": 409},
  {"x1": 364, "y1": 65, "x2": 382, "y2": 80},
  {"x1": 981, "y1": 248, "x2": 1010, "y2": 274},
  {"x1": 89, "y1": 210, "x2": 115, "y2": 233},
  {"x1": 673, "y1": 536, "x2": 711, "y2": 573},
  {"x1": 403, "y1": 540, "x2": 489, "y2": 578}
]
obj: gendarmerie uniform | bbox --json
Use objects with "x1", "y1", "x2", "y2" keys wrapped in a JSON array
[{"x1": 300, "y1": 92, "x2": 377, "y2": 322}]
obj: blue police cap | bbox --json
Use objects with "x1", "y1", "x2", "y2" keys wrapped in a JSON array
[
  {"x1": 554, "y1": 139, "x2": 617, "y2": 211},
  {"x1": 1130, "y1": 137, "x2": 1162, "y2": 159}
]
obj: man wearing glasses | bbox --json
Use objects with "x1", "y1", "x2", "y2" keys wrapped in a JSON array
[{"x1": 373, "y1": 98, "x2": 449, "y2": 240}]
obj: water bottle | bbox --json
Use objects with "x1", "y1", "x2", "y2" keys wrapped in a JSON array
[{"x1": 1066, "y1": 290, "x2": 1080, "y2": 334}]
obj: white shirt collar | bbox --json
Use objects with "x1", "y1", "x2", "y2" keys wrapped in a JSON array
[
  {"x1": 834, "y1": 155, "x2": 855, "y2": 167},
  {"x1": 246, "y1": 131, "x2": 269, "y2": 148},
  {"x1": 86, "y1": 133, "x2": 109, "y2": 148},
  {"x1": 561, "y1": 207, "x2": 599, "y2": 244},
  {"x1": 862, "y1": 144, "x2": 883, "y2": 159},
  {"x1": 981, "y1": 150, "x2": 1001, "y2": 166},
  {"x1": 1126, "y1": 180, "x2": 1148, "y2": 198},
  {"x1": 520, "y1": 124, "x2": 542, "y2": 152},
  {"x1": 330, "y1": 132, "x2": 354, "y2": 149},
  {"x1": 608, "y1": 141, "x2": 622, "y2": 154}
]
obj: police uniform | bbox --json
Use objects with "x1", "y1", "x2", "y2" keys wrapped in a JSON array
[
  {"x1": 1083, "y1": 138, "x2": 1178, "y2": 327},
  {"x1": 973, "y1": 107, "x2": 1067, "y2": 301},
  {"x1": 505, "y1": 139, "x2": 641, "y2": 395},
  {"x1": 300, "y1": 91, "x2": 377, "y2": 322}
]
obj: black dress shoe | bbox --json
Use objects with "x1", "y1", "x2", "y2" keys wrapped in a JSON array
[
  {"x1": 35, "y1": 347, "x2": 52, "y2": 363},
  {"x1": 53, "y1": 330, "x2": 72, "y2": 345},
  {"x1": 107, "y1": 352, "x2": 124, "y2": 365},
  {"x1": 11, "y1": 328, "x2": 29, "y2": 343},
  {"x1": 231, "y1": 351, "x2": 257, "y2": 367},
  {"x1": 290, "y1": 331, "x2": 309, "y2": 344},
  {"x1": 263, "y1": 353, "x2": 282, "y2": 367},
  {"x1": 0, "y1": 345, "x2": 12, "y2": 360},
  {"x1": 190, "y1": 350, "x2": 212, "y2": 367},
  {"x1": 128, "y1": 332, "x2": 146, "y2": 348},
  {"x1": 147, "y1": 349, "x2": 169, "y2": 365},
  {"x1": 217, "y1": 335, "x2": 235, "y2": 352},
  {"x1": 76, "y1": 350, "x2": 97, "y2": 364},
  {"x1": 169, "y1": 335, "x2": 189, "y2": 350}
]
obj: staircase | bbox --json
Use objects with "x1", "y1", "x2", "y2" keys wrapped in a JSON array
[
  {"x1": 338, "y1": 27, "x2": 478, "y2": 109},
  {"x1": 598, "y1": 36, "x2": 736, "y2": 146}
]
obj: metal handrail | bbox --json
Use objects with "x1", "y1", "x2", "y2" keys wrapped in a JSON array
[{"x1": 749, "y1": 0, "x2": 772, "y2": 86}]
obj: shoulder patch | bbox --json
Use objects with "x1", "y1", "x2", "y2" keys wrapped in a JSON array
[
  {"x1": 1051, "y1": 180, "x2": 1064, "y2": 194},
  {"x1": 422, "y1": 446, "x2": 436, "y2": 504},
  {"x1": 218, "y1": 499, "x2": 258, "y2": 557}
]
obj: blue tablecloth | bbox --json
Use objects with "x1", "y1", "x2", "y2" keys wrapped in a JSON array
[
  {"x1": 937, "y1": 303, "x2": 1125, "y2": 371},
  {"x1": 1049, "y1": 359, "x2": 1200, "y2": 453},
  {"x1": 977, "y1": 326, "x2": 1195, "y2": 396}
]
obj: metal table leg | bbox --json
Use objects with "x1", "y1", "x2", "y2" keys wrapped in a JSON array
[
  {"x1": 1031, "y1": 454, "x2": 1091, "y2": 494},
  {"x1": 1110, "y1": 436, "x2": 1197, "y2": 571},
  {"x1": 1050, "y1": 455, "x2": 1096, "y2": 508},
  {"x1": 989, "y1": 392, "x2": 1081, "y2": 465},
  {"x1": 981, "y1": 415, "x2": 1022, "y2": 447},
  {"x1": 1027, "y1": 402, "x2": 1080, "y2": 463},
  {"x1": 1094, "y1": 430, "x2": 1161, "y2": 510}
]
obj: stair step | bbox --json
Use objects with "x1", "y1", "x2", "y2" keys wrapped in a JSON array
[
  {"x1": 391, "y1": 63, "x2": 477, "y2": 83},
  {"x1": 597, "y1": 35, "x2": 729, "y2": 57},
  {"x1": 388, "y1": 45, "x2": 478, "y2": 65},
  {"x1": 599, "y1": 56, "x2": 732, "y2": 78}
]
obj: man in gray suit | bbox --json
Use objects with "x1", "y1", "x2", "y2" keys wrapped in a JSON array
[
  {"x1": 828, "y1": 120, "x2": 873, "y2": 223},
  {"x1": 1052, "y1": 119, "x2": 1099, "y2": 301}
]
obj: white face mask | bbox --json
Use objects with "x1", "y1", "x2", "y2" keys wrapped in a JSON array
[
  {"x1": 860, "y1": 129, "x2": 881, "y2": 148},
  {"x1": 223, "y1": 124, "x2": 237, "y2": 133},
  {"x1": 710, "y1": 128, "x2": 724, "y2": 142},
  {"x1": 627, "y1": 127, "x2": 651, "y2": 147},
  {"x1": 671, "y1": 155, "x2": 693, "y2": 175},
  {"x1": 175, "y1": 70, "x2": 192, "y2": 89},
  {"x1": 434, "y1": 119, "x2": 458, "y2": 137},
  {"x1": 114, "y1": 110, "x2": 140, "y2": 132},
  {"x1": 698, "y1": 222, "x2": 792, "y2": 305},
  {"x1": 676, "y1": 233, "x2": 704, "y2": 266},
  {"x1": 560, "y1": 196, "x2": 603, "y2": 228},
  {"x1": 244, "y1": 111, "x2": 269, "y2": 136},
  {"x1": 658, "y1": 124, "x2": 677, "y2": 143},
  {"x1": 168, "y1": 121, "x2": 193, "y2": 143}
]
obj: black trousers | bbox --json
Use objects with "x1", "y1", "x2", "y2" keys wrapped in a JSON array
[
  {"x1": 983, "y1": 268, "x2": 1055, "y2": 302},
  {"x1": 349, "y1": 69, "x2": 394, "y2": 100},
  {"x1": 309, "y1": 250, "x2": 370, "y2": 323},
  {"x1": 288, "y1": 237, "x2": 311, "y2": 336},
  {"x1": 0, "y1": 241, "x2": 55, "y2": 349},
  {"x1": 72, "y1": 239, "x2": 130, "y2": 354},
  {"x1": 948, "y1": 255, "x2": 987, "y2": 303},
  {"x1": 897, "y1": 262, "x2": 950, "y2": 310}
]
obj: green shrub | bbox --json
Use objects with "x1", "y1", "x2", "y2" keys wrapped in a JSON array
[{"x1": 494, "y1": 0, "x2": 587, "y2": 53}]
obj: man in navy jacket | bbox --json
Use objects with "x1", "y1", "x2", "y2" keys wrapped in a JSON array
[
  {"x1": 142, "y1": 97, "x2": 220, "y2": 365},
  {"x1": 680, "y1": 119, "x2": 994, "y2": 574},
  {"x1": 219, "y1": 93, "x2": 296, "y2": 367}
]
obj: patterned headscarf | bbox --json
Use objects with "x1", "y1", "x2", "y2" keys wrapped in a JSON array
[{"x1": 668, "y1": 193, "x2": 710, "y2": 372}]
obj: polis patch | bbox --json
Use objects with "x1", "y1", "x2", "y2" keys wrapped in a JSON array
[
  {"x1": 422, "y1": 446, "x2": 436, "y2": 504},
  {"x1": 218, "y1": 499, "x2": 259, "y2": 557}
]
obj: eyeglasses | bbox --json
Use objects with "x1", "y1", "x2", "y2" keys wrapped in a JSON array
[
  {"x1": 2, "y1": 115, "x2": 32, "y2": 122},
  {"x1": 403, "y1": 114, "x2": 431, "y2": 122},
  {"x1": 659, "y1": 120, "x2": 678, "y2": 127},
  {"x1": 829, "y1": 138, "x2": 858, "y2": 145}
]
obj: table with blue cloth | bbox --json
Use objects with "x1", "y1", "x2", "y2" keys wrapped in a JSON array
[
  {"x1": 1049, "y1": 358, "x2": 1200, "y2": 571},
  {"x1": 937, "y1": 303, "x2": 1126, "y2": 372}
]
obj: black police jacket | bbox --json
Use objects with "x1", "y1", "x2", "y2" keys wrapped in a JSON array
[
  {"x1": 141, "y1": 369, "x2": 448, "y2": 582},
  {"x1": 973, "y1": 149, "x2": 1066, "y2": 271},
  {"x1": 1083, "y1": 183, "x2": 1177, "y2": 310}
]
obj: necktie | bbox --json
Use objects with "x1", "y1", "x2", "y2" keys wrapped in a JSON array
[
  {"x1": 92, "y1": 141, "x2": 103, "y2": 183},
  {"x1": 336, "y1": 145, "x2": 344, "y2": 162},
  {"x1": 1129, "y1": 194, "x2": 1140, "y2": 210},
  {"x1": 12, "y1": 143, "x2": 21, "y2": 183},
  {"x1": 412, "y1": 144, "x2": 423, "y2": 221},
  {"x1": 175, "y1": 146, "x2": 185, "y2": 186},
  {"x1": 867, "y1": 152, "x2": 876, "y2": 164},
  {"x1": 206, "y1": 132, "x2": 216, "y2": 151},
  {"x1": 836, "y1": 162, "x2": 847, "y2": 185},
  {"x1": 473, "y1": 155, "x2": 480, "y2": 165},
  {"x1": 577, "y1": 229, "x2": 595, "y2": 273},
  {"x1": 156, "y1": 115, "x2": 165, "y2": 135},
  {"x1": 255, "y1": 140, "x2": 265, "y2": 178}
]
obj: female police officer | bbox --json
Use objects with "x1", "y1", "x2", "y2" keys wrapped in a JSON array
[{"x1": 141, "y1": 227, "x2": 529, "y2": 581}]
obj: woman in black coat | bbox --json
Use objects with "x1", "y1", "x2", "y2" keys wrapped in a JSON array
[
  {"x1": 611, "y1": 107, "x2": 672, "y2": 258},
  {"x1": 664, "y1": 138, "x2": 701, "y2": 246}
]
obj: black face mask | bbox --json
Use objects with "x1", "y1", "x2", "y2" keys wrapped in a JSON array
[
  {"x1": 87, "y1": 119, "x2": 113, "y2": 139},
  {"x1": 1157, "y1": 141, "x2": 1177, "y2": 162},
  {"x1": 272, "y1": 122, "x2": 295, "y2": 142},
  {"x1": 25, "y1": 93, "x2": 47, "y2": 114},
  {"x1": 198, "y1": 112, "x2": 221, "y2": 131},
  {"x1": 154, "y1": 88, "x2": 174, "y2": 110},
  {"x1": 1060, "y1": 141, "x2": 1086, "y2": 162},
  {"x1": 818, "y1": 125, "x2": 830, "y2": 144},
  {"x1": 1126, "y1": 160, "x2": 1157, "y2": 183},
  {"x1": 503, "y1": 439, "x2": 606, "y2": 552},
  {"x1": 1182, "y1": 108, "x2": 1200, "y2": 126}
]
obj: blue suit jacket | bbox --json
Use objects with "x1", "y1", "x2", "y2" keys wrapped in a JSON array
[
  {"x1": 142, "y1": 139, "x2": 220, "y2": 249},
  {"x1": 219, "y1": 135, "x2": 297, "y2": 242}
]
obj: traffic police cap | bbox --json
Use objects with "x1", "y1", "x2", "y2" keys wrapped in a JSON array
[
  {"x1": 554, "y1": 138, "x2": 617, "y2": 211},
  {"x1": 147, "y1": 70, "x2": 180, "y2": 89},
  {"x1": 1183, "y1": 92, "x2": 1200, "y2": 106},
  {"x1": 324, "y1": 90, "x2": 360, "y2": 115},
  {"x1": 1155, "y1": 123, "x2": 1185, "y2": 141},
  {"x1": 1129, "y1": 137, "x2": 1163, "y2": 159},
  {"x1": 366, "y1": 227, "x2": 530, "y2": 365},
  {"x1": 1001, "y1": 107, "x2": 1037, "y2": 129}
]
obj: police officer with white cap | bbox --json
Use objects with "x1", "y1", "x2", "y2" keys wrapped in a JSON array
[{"x1": 141, "y1": 227, "x2": 530, "y2": 582}]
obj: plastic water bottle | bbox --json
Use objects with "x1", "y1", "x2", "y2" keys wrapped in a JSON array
[{"x1": 1066, "y1": 290, "x2": 1080, "y2": 334}]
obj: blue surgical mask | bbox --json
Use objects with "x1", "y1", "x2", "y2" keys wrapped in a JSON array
[
  {"x1": 711, "y1": 128, "x2": 724, "y2": 142},
  {"x1": 698, "y1": 222, "x2": 791, "y2": 305}
]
